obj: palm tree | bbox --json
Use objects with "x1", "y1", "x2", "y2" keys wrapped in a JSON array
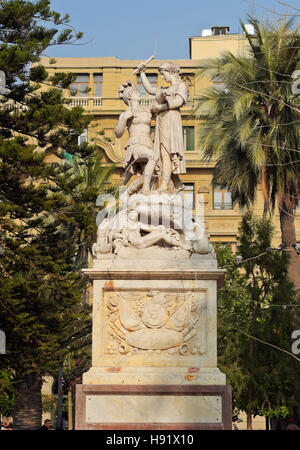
[{"x1": 194, "y1": 16, "x2": 300, "y2": 291}]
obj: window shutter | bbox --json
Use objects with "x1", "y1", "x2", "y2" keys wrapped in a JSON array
[{"x1": 186, "y1": 127, "x2": 194, "y2": 151}]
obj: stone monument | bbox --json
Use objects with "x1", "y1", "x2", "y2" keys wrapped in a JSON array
[{"x1": 75, "y1": 60, "x2": 232, "y2": 430}]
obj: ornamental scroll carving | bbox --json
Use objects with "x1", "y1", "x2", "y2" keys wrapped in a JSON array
[{"x1": 104, "y1": 290, "x2": 206, "y2": 356}]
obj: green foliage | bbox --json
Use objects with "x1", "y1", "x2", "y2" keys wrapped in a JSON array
[
  {"x1": 195, "y1": 15, "x2": 300, "y2": 218},
  {"x1": 263, "y1": 405, "x2": 290, "y2": 419},
  {"x1": 0, "y1": 370, "x2": 14, "y2": 417},
  {"x1": 0, "y1": 0, "x2": 114, "y2": 396},
  {"x1": 41, "y1": 393, "x2": 56, "y2": 415},
  {"x1": 62, "y1": 349, "x2": 92, "y2": 390},
  {"x1": 48, "y1": 150, "x2": 116, "y2": 269},
  {"x1": 216, "y1": 212, "x2": 300, "y2": 421}
]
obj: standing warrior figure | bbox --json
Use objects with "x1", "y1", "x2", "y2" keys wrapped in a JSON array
[
  {"x1": 136, "y1": 62, "x2": 187, "y2": 193},
  {"x1": 115, "y1": 81, "x2": 158, "y2": 196}
]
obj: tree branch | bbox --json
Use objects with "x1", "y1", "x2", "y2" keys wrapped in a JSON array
[{"x1": 234, "y1": 328, "x2": 300, "y2": 362}]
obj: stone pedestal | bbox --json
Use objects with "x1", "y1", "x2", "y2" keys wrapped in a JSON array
[
  {"x1": 76, "y1": 254, "x2": 232, "y2": 430},
  {"x1": 76, "y1": 385, "x2": 232, "y2": 430}
]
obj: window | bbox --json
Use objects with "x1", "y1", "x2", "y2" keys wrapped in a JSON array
[
  {"x1": 212, "y1": 26, "x2": 229, "y2": 36},
  {"x1": 136, "y1": 73, "x2": 157, "y2": 97},
  {"x1": 183, "y1": 126, "x2": 195, "y2": 151},
  {"x1": 220, "y1": 242, "x2": 237, "y2": 253},
  {"x1": 94, "y1": 73, "x2": 103, "y2": 97},
  {"x1": 181, "y1": 73, "x2": 193, "y2": 107},
  {"x1": 78, "y1": 128, "x2": 88, "y2": 146},
  {"x1": 213, "y1": 76, "x2": 224, "y2": 92},
  {"x1": 181, "y1": 183, "x2": 195, "y2": 210},
  {"x1": 213, "y1": 80, "x2": 224, "y2": 91},
  {"x1": 213, "y1": 185, "x2": 233, "y2": 209},
  {"x1": 213, "y1": 76, "x2": 229, "y2": 94},
  {"x1": 69, "y1": 74, "x2": 89, "y2": 97},
  {"x1": 64, "y1": 129, "x2": 88, "y2": 161}
]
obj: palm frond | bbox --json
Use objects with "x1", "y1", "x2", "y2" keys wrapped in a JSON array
[{"x1": 195, "y1": 14, "x2": 300, "y2": 215}]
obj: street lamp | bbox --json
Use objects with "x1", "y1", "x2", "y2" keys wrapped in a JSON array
[{"x1": 55, "y1": 364, "x2": 64, "y2": 430}]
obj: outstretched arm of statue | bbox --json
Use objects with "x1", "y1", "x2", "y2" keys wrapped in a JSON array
[{"x1": 115, "y1": 109, "x2": 133, "y2": 138}]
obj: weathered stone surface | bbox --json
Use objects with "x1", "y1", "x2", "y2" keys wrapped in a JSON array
[
  {"x1": 81, "y1": 256, "x2": 226, "y2": 385},
  {"x1": 82, "y1": 367, "x2": 226, "y2": 385},
  {"x1": 77, "y1": 61, "x2": 231, "y2": 430},
  {"x1": 85, "y1": 394, "x2": 222, "y2": 424},
  {"x1": 75, "y1": 385, "x2": 232, "y2": 430}
]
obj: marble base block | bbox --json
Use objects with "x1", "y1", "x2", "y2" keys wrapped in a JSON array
[
  {"x1": 76, "y1": 256, "x2": 231, "y2": 429},
  {"x1": 75, "y1": 384, "x2": 232, "y2": 430},
  {"x1": 82, "y1": 258, "x2": 226, "y2": 372},
  {"x1": 82, "y1": 366, "x2": 226, "y2": 385}
]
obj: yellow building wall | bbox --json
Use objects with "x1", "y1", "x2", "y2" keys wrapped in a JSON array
[
  {"x1": 190, "y1": 34, "x2": 250, "y2": 59},
  {"x1": 38, "y1": 43, "x2": 300, "y2": 249}
]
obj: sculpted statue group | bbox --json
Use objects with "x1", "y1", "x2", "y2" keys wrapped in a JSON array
[{"x1": 93, "y1": 61, "x2": 213, "y2": 259}]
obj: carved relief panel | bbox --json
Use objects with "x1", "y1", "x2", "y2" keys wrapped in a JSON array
[{"x1": 102, "y1": 289, "x2": 208, "y2": 365}]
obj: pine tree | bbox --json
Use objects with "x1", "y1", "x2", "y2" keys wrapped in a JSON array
[{"x1": 0, "y1": 1, "x2": 113, "y2": 429}]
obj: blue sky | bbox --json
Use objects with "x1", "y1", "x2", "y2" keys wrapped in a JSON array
[{"x1": 48, "y1": 0, "x2": 297, "y2": 60}]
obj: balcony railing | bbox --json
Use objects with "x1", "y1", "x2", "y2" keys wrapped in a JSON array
[
  {"x1": 139, "y1": 97, "x2": 154, "y2": 106},
  {"x1": 213, "y1": 202, "x2": 233, "y2": 210},
  {"x1": 93, "y1": 98, "x2": 102, "y2": 107},
  {"x1": 65, "y1": 96, "x2": 194, "y2": 110},
  {"x1": 4, "y1": 101, "x2": 28, "y2": 112},
  {"x1": 139, "y1": 97, "x2": 194, "y2": 108},
  {"x1": 66, "y1": 97, "x2": 102, "y2": 108}
]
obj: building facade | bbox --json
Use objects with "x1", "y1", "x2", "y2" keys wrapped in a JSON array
[{"x1": 40, "y1": 27, "x2": 300, "y2": 250}]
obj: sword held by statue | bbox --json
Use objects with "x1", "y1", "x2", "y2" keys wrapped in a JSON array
[{"x1": 133, "y1": 55, "x2": 155, "y2": 75}]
